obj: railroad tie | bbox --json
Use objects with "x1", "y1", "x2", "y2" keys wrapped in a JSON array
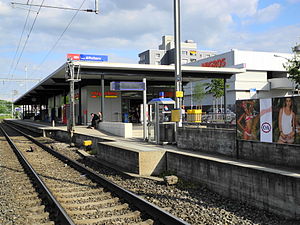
[{"x1": 73, "y1": 210, "x2": 141, "y2": 225}]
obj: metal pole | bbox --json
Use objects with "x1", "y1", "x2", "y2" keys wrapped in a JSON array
[
  {"x1": 11, "y1": 91, "x2": 14, "y2": 118},
  {"x1": 95, "y1": 0, "x2": 99, "y2": 14},
  {"x1": 223, "y1": 78, "x2": 227, "y2": 123},
  {"x1": 66, "y1": 60, "x2": 75, "y2": 145},
  {"x1": 78, "y1": 82, "x2": 82, "y2": 124},
  {"x1": 190, "y1": 82, "x2": 193, "y2": 109},
  {"x1": 25, "y1": 66, "x2": 27, "y2": 92},
  {"x1": 143, "y1": 78, "x2": 147, "y2": 140},
  {"x1": 174, "y1": 0, "x2": 182, "y2": 126},
  {"x1": 101, "y1": 74, "x2": 105, "y2": 121}
]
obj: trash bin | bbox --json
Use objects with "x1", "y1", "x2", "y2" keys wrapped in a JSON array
[
  {"x1": 187, "y1": 109, "x2": 202, "y2": 123},
  {"x1": 171, "y1": 109, "x2": 180, "y2": 122}
]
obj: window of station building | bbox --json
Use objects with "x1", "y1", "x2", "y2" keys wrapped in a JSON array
[
  {"x1": 182, "y1": 50, "x2": 188, "y2": 55},
  {"x1": 181, "y1": 59, "x2": 188, "y2": 64},
  {"x1": 155, "y1": 53, "x2": 161, "y2": 58},
  {"x1": 190, "y1": 58, "x2": 197, "y2": 62}
]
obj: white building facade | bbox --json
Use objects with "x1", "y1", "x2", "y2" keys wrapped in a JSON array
[
  {"x1": 139, "y1": 35, "x2": 216, "y2": 65},
  {"x1": 184, "y1": 49, "x2": 295, "y2": 109}
]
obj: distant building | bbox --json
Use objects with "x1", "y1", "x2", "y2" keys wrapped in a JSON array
[
  {"x1": 184, "y1": 49, "x2": 295, "y2": 110},
  {"x1": 138, "y1": 35, "x2": 216, "y2": 65}
]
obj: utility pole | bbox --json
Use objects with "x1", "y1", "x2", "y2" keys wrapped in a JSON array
[
  {"x1": 65, "y1": 59, "x2": 77, "y2": 146},
  {"x1": 174, "y1": 0, "x2": 183, "y2": 126},
  {"x1": 11, "y1": 90, "x2": 18, "y2": 118},
  {"x1": 25, "y1": 66, "x2": 28, "y2": 91}
]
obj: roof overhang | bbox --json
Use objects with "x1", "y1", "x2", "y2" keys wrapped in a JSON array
[{"x1": 14, "y1": 61, "x2": 246, "y2": 105}]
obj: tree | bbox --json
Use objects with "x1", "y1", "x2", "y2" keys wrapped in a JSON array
[
  {"x1": 192, "y1": 82, "x2": 205, "y2": 108},
  {"x1": 0, "y1": 100, "x2": 11, "y2": 114},
  {"x1": 205, "y1": 78, "x2": 227, "y2": 98},
  {"x1": 205, "y1": 79, "x2": 229, "y2": 118},
  {"x1": 284, "y1": 54, "x2": 300, "y2": 89}
]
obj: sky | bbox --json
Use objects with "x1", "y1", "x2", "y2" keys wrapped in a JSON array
[{"x1": 0, "y1": 0, "x2": 300, "y2": 101}]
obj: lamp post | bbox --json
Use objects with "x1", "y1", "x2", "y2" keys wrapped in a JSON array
[{"x1": 174, "y1": 0, "x2": 183, "y2": 126}]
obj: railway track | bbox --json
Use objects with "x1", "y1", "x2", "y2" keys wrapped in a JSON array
[
  {"x1": 0, "y1": 130, "x2": 54, "y2": 225},
  {"x1": 0, "y1": 123, "x2": 189, "y2": 225}
]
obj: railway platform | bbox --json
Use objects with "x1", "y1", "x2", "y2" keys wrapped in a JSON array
[{"x1": 3, "y1": 119, "x2": 300, "y2": 220}]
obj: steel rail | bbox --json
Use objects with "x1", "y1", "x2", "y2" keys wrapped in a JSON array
[
  {"x1": 5, "y1": 122, "x2": 190, "y2": 225},
  {"x1": 0, "y1": 124, "x2": 75, "y2": 225}
]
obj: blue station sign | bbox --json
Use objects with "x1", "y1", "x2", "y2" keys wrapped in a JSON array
[{"x1": 67, "y1": 53, "x2": 108, "y2": 62}]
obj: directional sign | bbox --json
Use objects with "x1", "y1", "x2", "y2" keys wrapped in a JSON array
[{"x1": 110, "y1": 82, "x2": 145, "y2": 91}]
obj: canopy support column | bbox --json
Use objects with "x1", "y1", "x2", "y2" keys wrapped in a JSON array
[
  {"x1": 143, "y1": 78, "x2": 147, "y2": 140},
  {"x1": 101, "y1": 74, "x2": 105, "y2": 121}
]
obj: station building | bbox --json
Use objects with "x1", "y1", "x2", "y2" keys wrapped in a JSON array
[{"x1": 184, "y1": 49, "x2": 295, "y2": 110}]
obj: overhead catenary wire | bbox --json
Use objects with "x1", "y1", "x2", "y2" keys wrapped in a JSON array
[
  {"x1": 11, "y1": 1, "x2": 95, "y2": 13},
  {"x1": 34, "y1": 0, "x2": 88, "y2": 74},
  {"x1": 11, "y1": 0, "x2": 46, "y2": 78},
  {"x1": 8, "y1": 0, "x2": 33, "y2": 79}
]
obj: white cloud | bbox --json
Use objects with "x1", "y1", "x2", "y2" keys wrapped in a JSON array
[
  {"x1": 220, "y1": 24, "x2": 300, "y2": 53},
  {"x1": 243, "y1": 3, "x2": 281, "y2": 25},
  {"x1": 0, "y1": 0, "x2": 298, "y2": 79}
]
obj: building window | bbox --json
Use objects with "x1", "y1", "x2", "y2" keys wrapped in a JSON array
[
  {"x1": 182, "y1": 50, "x2": 188, "y2": 55},
  {"x1": 190, "y1": 58, "x2": 197, "y2": 62},
  {"x1": 155, "y1": 53, "x2": 160, "y2": 58},
  {"x1": 181, "y1": 59, "x2": 188, "y2": 64},
  {"x1": 140, "y1": 54, "x2": 145, "y2": 60}
]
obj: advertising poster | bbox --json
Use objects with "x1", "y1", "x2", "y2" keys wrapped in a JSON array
[
  {"x1": 236, "y1": 100, "x2": 260, "y2": 140},
  {"x1": 259, "y1": 99, "x2": 272, "y2": 142},
  {"x1": 273, "y1": 97, "x2": 300, "y2": 144}
]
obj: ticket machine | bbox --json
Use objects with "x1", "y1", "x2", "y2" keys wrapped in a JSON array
[{"x1": 147, "y1": 98, "x2": 176, "y2": 144}]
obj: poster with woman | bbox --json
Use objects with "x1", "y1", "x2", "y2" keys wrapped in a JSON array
[
  {"x1": 272, "y1": 97, "x2": 300, "y2": 144},
  {"x1": 236, "y1": 99, "x2": 260, "y2": 140}
]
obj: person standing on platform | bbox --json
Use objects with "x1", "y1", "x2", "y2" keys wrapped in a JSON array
[
  {"x1": 98, "y1": 112, "x2": 103, "y2": 122},
  {"x1": 181, "y1": 105, "x2": 186, "y2": 122},
  {"x1": 97, "y1": 112, "x2": 103, "y2": 128}
]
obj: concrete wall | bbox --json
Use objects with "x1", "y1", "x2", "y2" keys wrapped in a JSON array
[
  {"x1": 99, "y1": 122, "x2": 132, "y2": 138},
  {"x1": 237, "y1": 140, "x2": 300, "y2": 170},
  {"x1": 177, "y1": 127, "x2": 237, "y2": 157},
  {"x1": 97, "y1": 142, "x2": 166, "y2": 176},
  {"x1": 167, "y1": 151, "x2": 300, "y2": 219}
]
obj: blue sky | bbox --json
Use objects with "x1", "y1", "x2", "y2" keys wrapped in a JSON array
[{"x1": 0, "y1": 0, "x2": 299, "y2": 101}]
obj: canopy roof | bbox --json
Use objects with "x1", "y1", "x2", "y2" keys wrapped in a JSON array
[{"x1": 14, "y1": 61, "x2": 245, "y2": 105}]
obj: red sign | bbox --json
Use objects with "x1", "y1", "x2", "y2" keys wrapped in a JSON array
[
  {"x1": 67, "y1": 53, "x2": 80, "y2": 60},
  {"x1": 201, "y1": 58, "x2": 226, "y2": 67},
  {"x1": 90, "y1": 91, "x2": 118, "y2": 98}
]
